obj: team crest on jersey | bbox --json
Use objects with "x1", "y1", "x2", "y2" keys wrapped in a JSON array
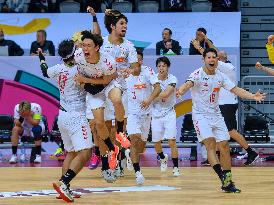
[{"x1": 0, "y1": 185, "x2": 179, "y2": 198}]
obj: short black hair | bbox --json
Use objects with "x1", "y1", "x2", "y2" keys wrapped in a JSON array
[
  {"x1": 81, "y1": 30, "x2": 103, "y2": 48},
  {"x1": 156, "y1": 56, "x2": 171, "y2": 67},
  {"x1": 104, "y1": 10, "x2": 128, "y2": 34},
  {"x1": 203, "y1": 48, "x2": 218, "y2": 58},
  {"x1": 163, "y1": 28, "x2": 172, "y2": 35},
  {"x1": 37, "y1": 29, "x2": 47, "y2": 38},
  {"x1": 137, "y1": 50, "x2": 143, "y2": 59},
  {"x1": 58, "y1": 39, "x2": 75, "y2": 62},
  {"x1": 197, "y1": 27, "x2": 207, "y2": 35}
]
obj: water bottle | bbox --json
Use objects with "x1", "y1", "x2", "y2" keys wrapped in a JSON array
[{"x1": 160, "y1": 48, "x2": 164, "y2": 56}]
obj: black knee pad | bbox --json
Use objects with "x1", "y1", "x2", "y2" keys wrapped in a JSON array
[{"x1": 32, "y1": 125, "x2": 42, "y2": 141}]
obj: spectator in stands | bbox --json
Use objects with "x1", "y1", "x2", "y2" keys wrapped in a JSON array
[
  {"x1": 28, "y1": 0, "x2": 53, "y2": 12},
  {"x1": 30, "y1": 29, "x2": 55, "y2": 56},
  {"x1": 85, "y1": 0, "x2": 102, "y2": 12},
  {"x1": 9, "y1": 100, "x2": 45, "y2": 164},
  {"x1": 156, "y1": 28, "x2": 181, "y2": 55},
  {"x1": 164, "y1": 0, "x2": 185, "y2": 12},
  {"x1": 1, "y1": 0, "x2": 26, "y2": 12},
  {"x1": 0, "y1": 28, "x2": 24, "y2": 56},
  {"x1": 209, "y1": 0, "x2": 238, "y2": 12},
  {"x1": 189, "y1": 27, "x2": 217, "y2": 55},
  {"x1": 266, "y1": 34, "x2": 274, "y2": 64}
]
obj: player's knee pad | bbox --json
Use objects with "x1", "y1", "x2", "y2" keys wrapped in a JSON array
[{"x1": 32, "y1": 125, "x2": 42, "y2": 141}]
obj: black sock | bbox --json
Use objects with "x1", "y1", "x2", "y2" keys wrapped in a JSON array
[
  {"x1": 172, "y1": 158, "x2": 178, "y2": 168},
  {"x1": 103, "y1": 137, "x2": 115, "y2": 151},
  {"x1": 12, "y1": 146, "x2": 17, "y2": 155},
  {"x1": 212, "y1": 164, "x2": 223, "y2": 180},
  {"x1": 101, "y1": 155, "x2": 109, "y2": 171},
  {"x1": 216, "y1": 151, "x2": 220, "y2": 157},
  {"x1": 158, "y1": 152, "x2": 165, "y2": 159},
  {"x1": 60, "y1": 169, "x2": 76, "y2": 186},
  {"x1": 116, "y1": 120, "x2": 124, "y2": 133},
  {"x1": 60, "y1": 140, "x2": 65, "y2": 151},
  {"x1": 133, "y1": 163, "x2": 140, "y2": 173},
  {"x1": 245, "y1": 146, "x2": 253, "y2": 155},
  {"x1": 94, "y1": 146, "x2": 100, "y2": 156},
  {"x1": 36, "y1": 145, "x2": 41, "y2": 155},
  {"x1": 223, "y1": 170, "x2": 231, "y2": 175}
]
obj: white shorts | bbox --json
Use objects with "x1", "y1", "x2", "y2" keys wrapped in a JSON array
[
  {"x1": 127, "y1": 113, "x2": 151, "y2": 141},
  {"x1": 152, "y1": 110, "x2": 177, "y2": 142},
  {"x1": 104, "y1": 98, "x2": 115, "y2": 121},
  {"x1": 22, "y1": 121, "x2": 45, "y2": 137},
  {"x1": 122, "y1": 91, "x2": 128, "y2": 118},
  {"x1": 86, "y1": 80, "x2": 120, "y2": 110},
  {"x1": 192, "y1": 113, "x2": 230, "y2": 143},
  {"x1": 58, "y1": 110, "x2": 93, "y2": 152}
]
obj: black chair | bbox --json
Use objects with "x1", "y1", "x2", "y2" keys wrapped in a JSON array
[
  {"x1": 180, "y1": 114, "x2": 198, "y2": 142},
  {"x1": 243, "y1": 115, "x2": 270, "y2": 143},
  {"x1": 0, "y1": 115, "x2": 14, "y2": 143}
]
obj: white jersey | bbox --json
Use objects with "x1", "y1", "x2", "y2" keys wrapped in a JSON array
[
  {"x1": 14, "y1": 103, "x2": 42, "y2": 120},
  {"x1": 187, "y1": 67, "x2": 235, "y2": 114},
  {"x1": 126, "y1": 65, "x2": 158, "y2": 115},
  {"x1": 152, "y1": 74, "x2": 177, "y2": 118},
  {"x1": 217, "y1": 60, "x2": 238, "y2": 105},
  {"x1": 74, "y1": 48, "x2": 85, "y2": 62},
  {"x1": 100, "y1": 36, "x2": 138, "y2": 89},
  {"x1": 77, "y1": 52, "x2": 117, "y2": 78},
  {"x1": 47, "y1": 63, "x2": 86, "y2": 112}
]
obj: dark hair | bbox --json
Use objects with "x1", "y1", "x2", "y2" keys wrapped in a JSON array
[
  {"x1": 156, "y1": 56, "x2": 171, "y2": 67},
  {"x1": 163, "y1": 28, "x2": 172, "y2": 35},
  {"x1": 104, "y1": 10, "x2": 128, "y2": 34},
  {"x1": 137, "y1": 50, "x2": 143, "y2": 59},
  {"x1": 58, "y1": 39, "x2": 75, "y2": 62},
  {"x1": 37, "y1": 29, "x2": 47, "y2": 38},
  {"x1": 203, "y1": 48, "x2": 218, "y2": 58},
  {"x1": 197, "y1": 27, "x2": 207, "y2": 35},
  {"x1": 81, "y1": 30, "x2": 103, "y2": 48}
]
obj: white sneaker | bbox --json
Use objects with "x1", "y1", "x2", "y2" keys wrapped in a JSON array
[
  {"x1": 20, "y1": 154, "x2": 26, "y2": 162},
  {"x1": 135, "y1": 171, "x2": 145, "y2": 185},
  {"x1": 34, "y1": 155, "x2": 41, "y2": 163},
  {"x1": 9, "y1": 154, "x2": 18, "y2": 164},
  {"x1": 160, "y1": 154, "x2": 168, "y2": 172},
  {"x1": 101, "y1": 169, "x2": 117, "y2": 183},
  {"x1": 173, "y1": 167, "x2": 180, "y2": 177},
  {"x1": 125, "y1": 149, "x2": 134, "y2": 171}
]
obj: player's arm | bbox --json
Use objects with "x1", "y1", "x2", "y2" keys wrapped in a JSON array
[
  {"x1": 176, "y1": 81, "x2": 194, "y2": 97},
  {"x1": 266, "y1": 35, "x2": 274, "y2": 64},
  {"x1": 255, "y1": 61, "x2": 274, "y2": 75},
  {"x1": 140, "y1": 83, "x2": 161, "y2": 109},
  {"x1": 14, "y1": 117, "x2": 24, "y2": 127},
  {"x1": 74, "y1": 72, "x2": 117, "y2": 85},
  {"x1": 25, "y1": 112, "x2": 41, "y2": 126},
  {"x1": 158, "y1": 84, "x2": 176, "y2": 99},
  {"x1": 38, "y1": 48, "x2": 49, "y2": 78},
  {"x1": 230, "y1": 87, "x2": 266, "y2": 103},
  {"x1": 87, "y1": 6, "x2": 101, "y2": 35}
]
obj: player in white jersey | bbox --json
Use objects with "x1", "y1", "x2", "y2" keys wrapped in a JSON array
[
  {"x1": 151, "y1": 56, "x2": 180, "y2": 177},
  {"x1": 9, "y1": 101, "x2": 45, "y2": 164},
  {"x1": 177, "y1": 48, "x2": 266, "y2": 193},
  {"x1": 218, "y1": 51, "x2": 259, "y2": 165},
  {"x1": 125, "y1": 50, "x2": 161, "y2": 185},
  {"x1": 38, "y1": 40, "x2": 100, "y2": 202}
]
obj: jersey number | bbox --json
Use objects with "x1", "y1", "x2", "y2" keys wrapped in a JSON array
[
  {"x1": 132, "y1": 91, "x2": 136, "y2": 99},
  {"x1": 210, "y1": 92, "x2": 216, "y2": 103}
]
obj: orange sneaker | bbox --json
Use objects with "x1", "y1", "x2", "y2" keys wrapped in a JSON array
[
  {"x1": 52, "y1": 181, "x2": 74, "y2": 202},
  {"x1": 56, "y1": 190, "x2": 81, "y2": 199},
  {"x1": 108, "y1": 145, "x2": 119, "y2": 170},
  {"x1": 116, "y1": 132, "x2": 131, "y2": 149}
]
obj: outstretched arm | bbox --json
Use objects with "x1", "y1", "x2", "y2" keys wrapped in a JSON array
[
  {"x1": 176, "y1": 81, "x2": 194, "y2": 97},
  {"x1": 255, "y1": 61, "x2": 274, "y2": 75},
  {"x1": 38, "y1": 48, "x2": 49, "y2": 78},
  {"x1": 231, "y1": 87, "x2": 266, "y2": 103},
  {"x1": 87, "y1": 6, "x2": 101, "y2": 35},
  {"x1": 140, "y1": 83, "x2": 161, "y2": 110}
]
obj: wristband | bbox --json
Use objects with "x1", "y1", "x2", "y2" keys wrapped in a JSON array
[
  {"x1": 19, "y1": 116, "x2": 24, "y2": 123},
  {"x1": 93, "y1": 16, "x2": 98, "y2": 22}
]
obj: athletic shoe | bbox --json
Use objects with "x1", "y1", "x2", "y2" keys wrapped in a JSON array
[
  {"x1": 114, "y1": 165, "x2": 125, "y2": 177},
  {"x1": 125, "y1": 149, "x2": 134, "y2": 171},
  {"x1": 221, "y1": 182, "x2": 241, "y2": 193},
  {"x1": 101, "y1": 169, "x2": 117, "y2": 183},
  {"x1": 49, "y1": 148, "x2": 65, "y2": 160},
  {"x1": 20, "y1": 154, "x2": 26, "y2": 162},
  {"x1": 173, "y1": 167, "x2": 180, "y2": 177},
  {"x1": 221, "y1": 172, "x2": 232, "y2": 187},
  {"x1": 34, "y1": 155, "x2": 41, "y2": 163},
  {"x1": 244, "y1": 151, "x2": 259, "y2": 166},
  {"x1": 108, "y1": 145, "x2": 119, "y2": 170},
  {"x1": 56, "y1": 189, "x2": 81, "y2": 199},
  {"x1": 135, "y1": 171, "x2": 145, "y2": 185},
  {"x1": 160, "y1": 154, "x2": 168, "y2": 172},
  {"x1": 116, "y1": 132, "x2": 131, "y2": 149},
  {"x1": 9, "y1": 154, "x2": 18, "y2": 164},
  {"x1": 88, "y1": 153, "x2": 100, "y2": 170},
  {"x1": 52, "y1": 181, "x2": 74, "y2": 202},
  {"x1": 201, "y1": 159, "x2": 210, "y2": 166}
]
